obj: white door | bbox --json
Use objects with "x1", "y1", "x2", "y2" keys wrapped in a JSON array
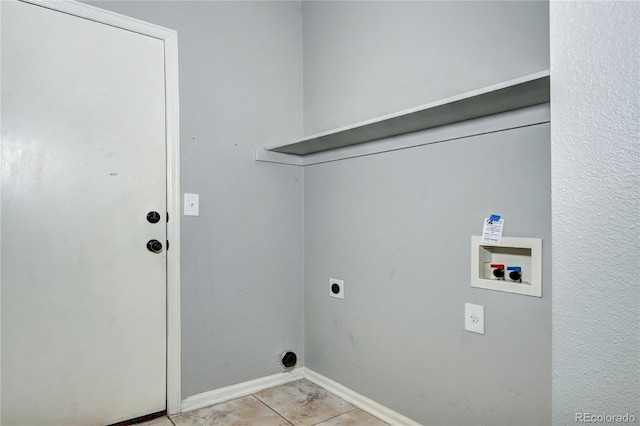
[{"x1": 1, "y1": 1, "x2": 167, "y2": 424}]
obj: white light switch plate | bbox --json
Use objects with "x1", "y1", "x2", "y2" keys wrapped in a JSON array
[
  {"x1": 465, "y1": 303, "x2": 485, "y2": 334},
  {"x1": 184, "y1": 193, "x2": 199, "y2": 216}
]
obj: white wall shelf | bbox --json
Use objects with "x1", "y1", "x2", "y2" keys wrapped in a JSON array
[{"x1": 265, "y1": 70, "x2": 550, "y2": 156}]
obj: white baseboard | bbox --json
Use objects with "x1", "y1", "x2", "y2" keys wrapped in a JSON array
[
  {"x1": 304, "y1": 368, "x2": 422, "y2": 426},
  {"x1": 180, "y1": 368, "x2": 305, "y2": 413}
]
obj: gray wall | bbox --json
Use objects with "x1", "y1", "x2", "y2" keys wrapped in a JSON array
[
  {"x1": 87, "y1": 1, "x2": 304, "y2": 398},
  {"x1": 304, "y1": 118, "x2": 551, "y2": 425},
  {"x1": 302, "y1": 0, "x2": 549, "y2": 134},
  {"x1": 302, "y1": 2, "x2": 551, "y2": 425},
  {"x1": 550, "y1": 2, "x2": 640, "y2": 423}
]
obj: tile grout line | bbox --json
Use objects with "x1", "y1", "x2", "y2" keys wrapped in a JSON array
[
  {"x1": 309, "y1": 406, "x2": 359, "y2": 426},
  {"x1": 250, "y1": 394, "x2": 295, "y2": 426}
]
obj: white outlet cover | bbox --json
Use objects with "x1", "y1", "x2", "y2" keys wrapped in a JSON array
[
  {"x1": 329, "y1": 278, "x2": 344, "y2": 299},
  {"x1": 465, "y1": 303, "x2": 485, "y2": 334}
]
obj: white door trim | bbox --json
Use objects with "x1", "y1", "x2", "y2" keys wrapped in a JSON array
[{"x1": 16, "y1": 0, "x2": 182, "y2": 414}]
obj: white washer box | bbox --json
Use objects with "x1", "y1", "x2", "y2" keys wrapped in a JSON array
[{"x1": 471, "y1": 236, "x2": 542, "y2": 297}]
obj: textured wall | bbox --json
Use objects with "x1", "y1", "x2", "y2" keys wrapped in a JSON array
[
  {"x1": 86, "y1": 1, "x2": 305, "y2": 398},
  {"x1": 302, "y1": 0, "x2": 549, "y2": 135},
  {"x1": 550, "y1": 2, "x2": 640, "y2": 423}
]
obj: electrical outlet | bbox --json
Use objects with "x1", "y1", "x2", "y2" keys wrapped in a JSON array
[
  {"x1": 329, "y1": 278, "x2": 344, "y2": 299},
  {"x1": 465, "y1": 303, "x2": 484, "y2": 334}
]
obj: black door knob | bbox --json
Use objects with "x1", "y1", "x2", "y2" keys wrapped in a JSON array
[
  {"x1": 147, "y1": 211, "x2": 161, "y2": 224},
  {"x1": 147, "y1": 239, "x2": 163, "y2": 253}
]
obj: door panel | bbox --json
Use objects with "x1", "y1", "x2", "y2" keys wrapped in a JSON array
[{"x1": 1, "y1": 1, "x2": 167, "y2": 424}]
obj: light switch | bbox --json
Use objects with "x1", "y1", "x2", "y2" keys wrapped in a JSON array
[
  {"x1": 184, "y1": 193, "x2": 199, "y2": 216},
  {"x1": 465, "y1": 303, "x2": 485, "y2": 334}
]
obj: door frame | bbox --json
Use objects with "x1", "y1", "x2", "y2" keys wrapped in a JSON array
[{"x1": 10, "y1": 0, "x2": 182, "y2": 414}]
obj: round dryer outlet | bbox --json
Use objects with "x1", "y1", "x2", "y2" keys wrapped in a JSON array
[{"x1": 279, "y1": 351, "x2": 297, "y2": 370}]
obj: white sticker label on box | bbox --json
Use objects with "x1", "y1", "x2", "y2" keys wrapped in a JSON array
[{"x1": 482, "y1": 215, "x2": 504, "y2": 244}]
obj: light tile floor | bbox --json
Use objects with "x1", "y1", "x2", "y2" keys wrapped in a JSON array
[{"x1": 140, "y1": 380, "x2": 388, "y2": 426}]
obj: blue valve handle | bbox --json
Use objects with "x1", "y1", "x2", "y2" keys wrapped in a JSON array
[{"x1": 507, "y1": 266, "x2": 521, "y2": 272}]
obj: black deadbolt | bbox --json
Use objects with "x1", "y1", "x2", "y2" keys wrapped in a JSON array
[
  {"x1": 147, "y1": 211, "x2": 161, "y2": 224},
  {"x1": 331, "y1": 283, "x2": 341, "y2": 294},
  {"x1": 147, "y1": 239, "x2": 163, "y2": 253}
]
